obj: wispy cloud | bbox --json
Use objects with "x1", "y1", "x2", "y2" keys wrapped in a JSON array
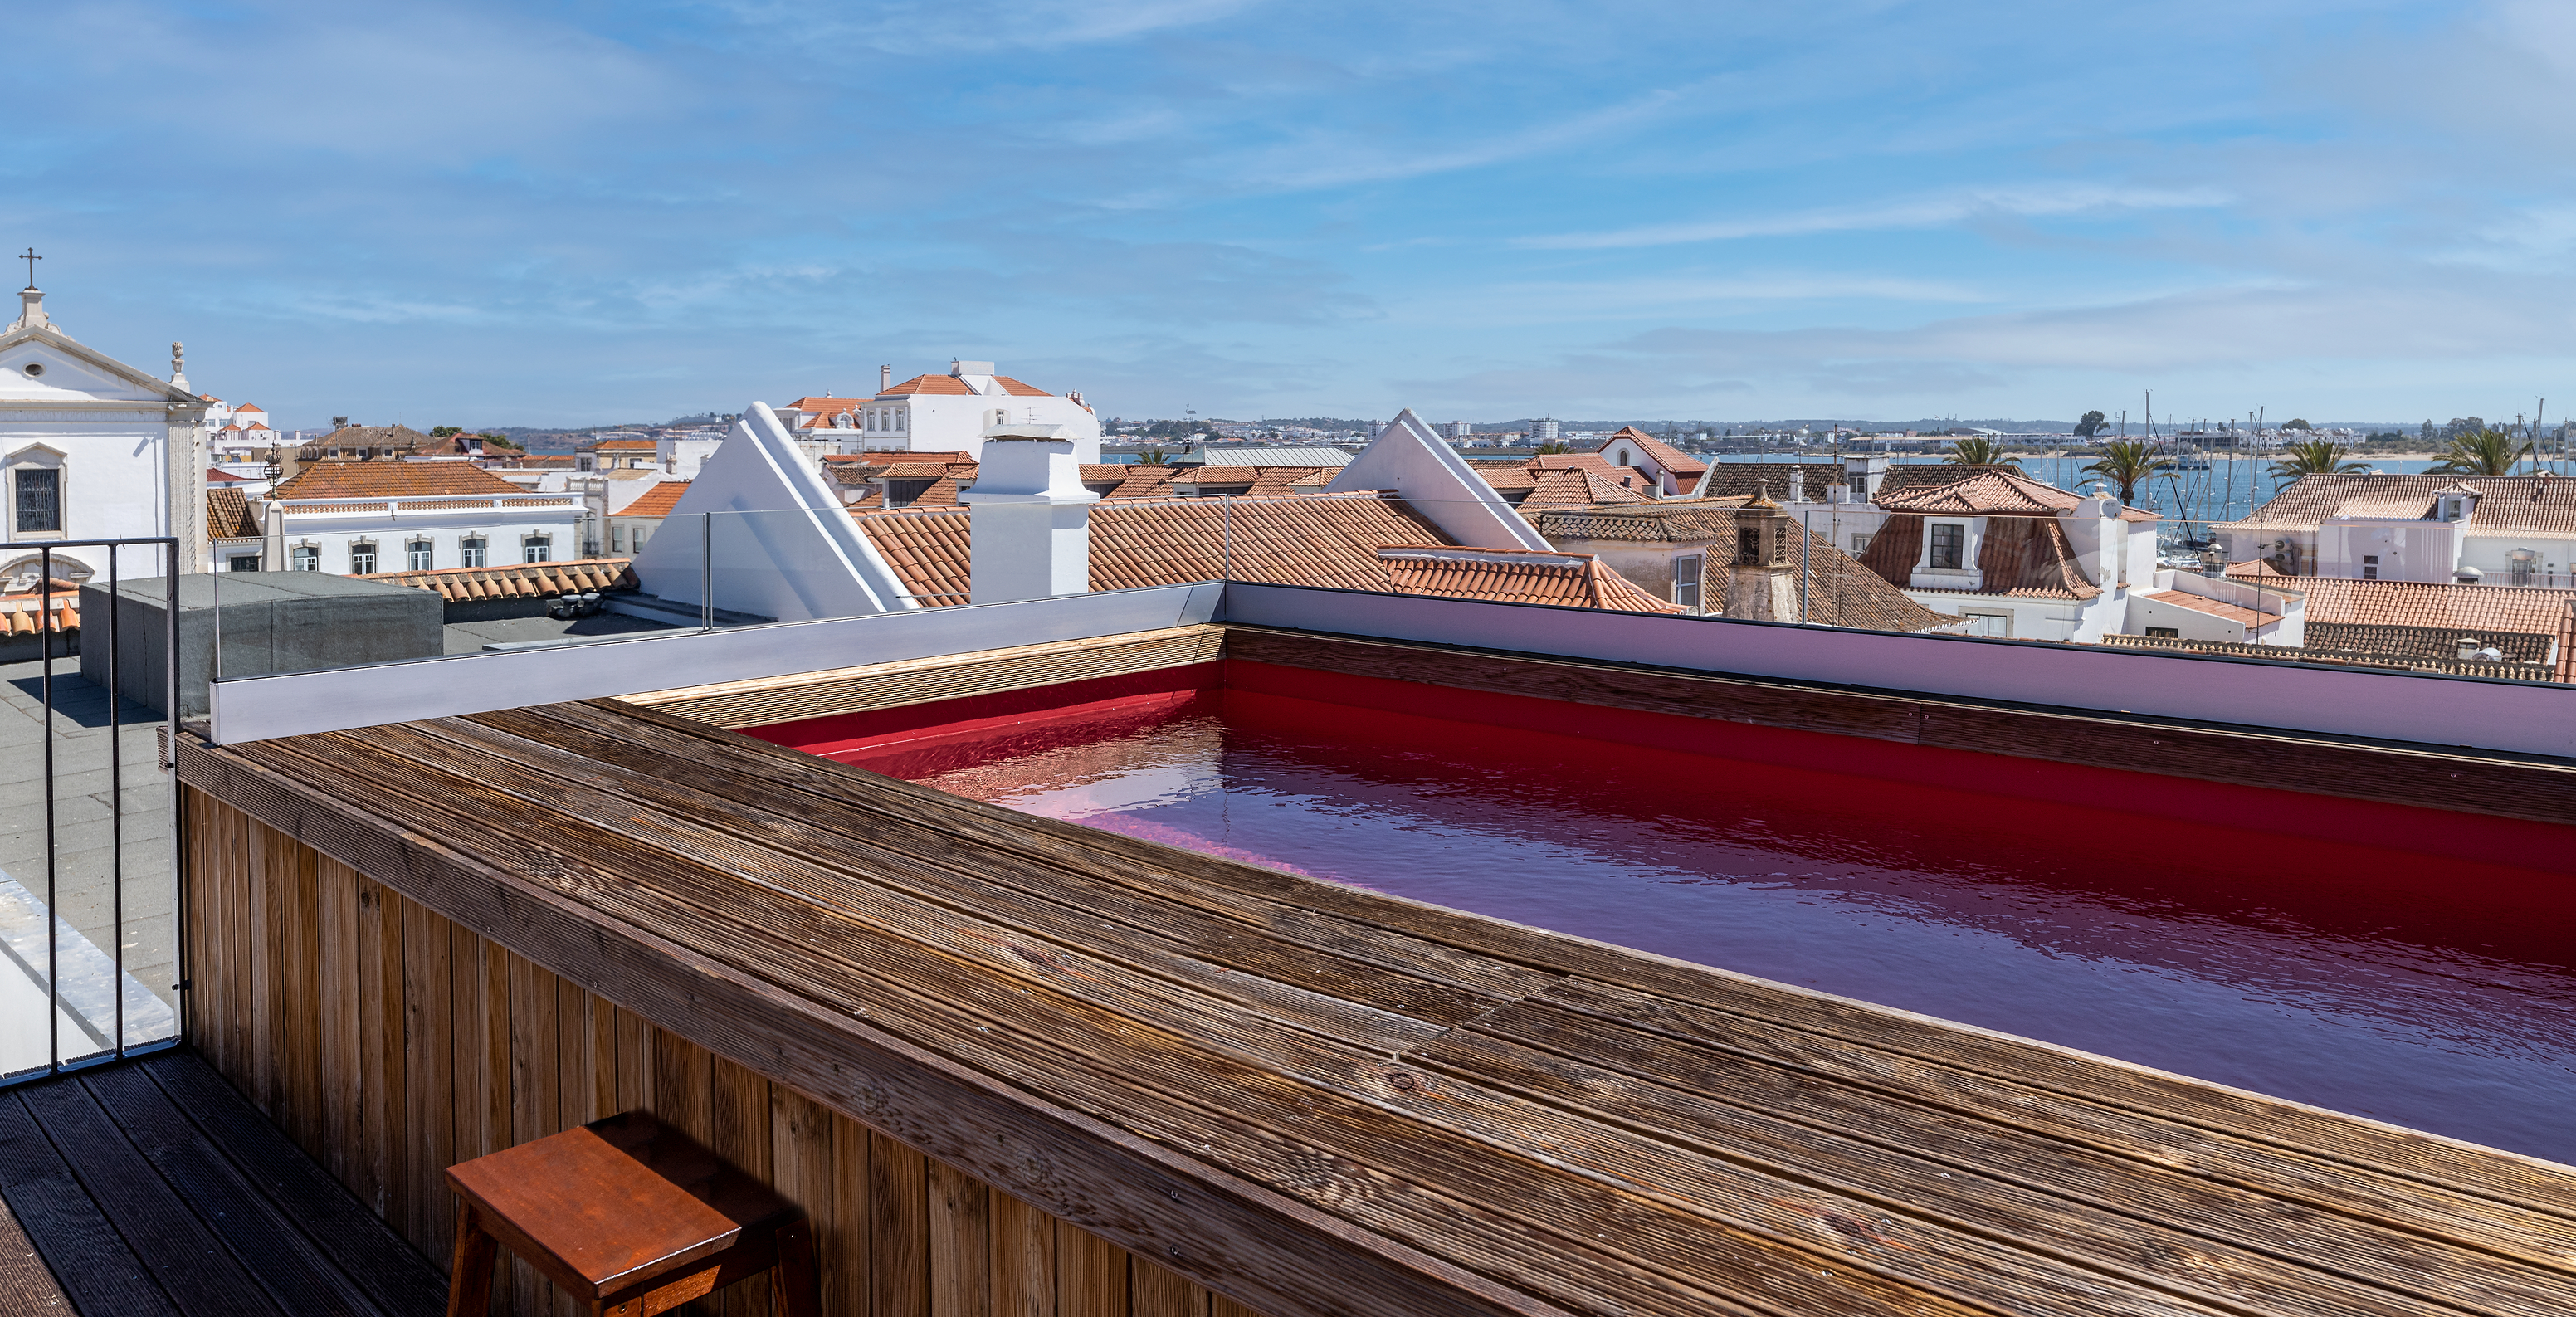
[{"x1": 1514, "y1": 184, "x2": 2234, "y2": 250}]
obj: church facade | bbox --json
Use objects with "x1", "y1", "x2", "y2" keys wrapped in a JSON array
[{"x1": 0, "y1": 285, "x2": 209, "y2": 588}]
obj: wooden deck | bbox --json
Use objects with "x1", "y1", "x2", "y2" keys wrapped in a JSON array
[
  {"x1": 170, "y1": 683, "x2": 2576, "y2": 1317},
  {"x1": 0, "y1": 1050, "x2": 446, "y2": 1317}
]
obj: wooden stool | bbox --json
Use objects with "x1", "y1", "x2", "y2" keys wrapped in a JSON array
[{"x1": 444, "y1": 1111, "x2": 821, "y2": 1317}]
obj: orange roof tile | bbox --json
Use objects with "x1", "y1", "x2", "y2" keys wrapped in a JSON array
[
  {"x1": 991, "y1": 376, "x2": 1055, "y2": 398},
  {"x1": 1377, "y1": 544, "x2": 1678, "y2": 613},
  {"x1": 207, "y1": 488, "x2": 261, "y2": 539},
  {"x1": 1598, "y1": 427, "x2": 1708, "y2": 477},
  {"x1": 2216, "y1": 472, "x2": 2576, "y2": 537},
  {"x1": 618, "y1": 482, "x2": 691, "y2": 519},
  {"x1": 587, "y1": 438, "x2": 658, "y2": 451},
  {"x1": 856, "y1": 492, "x2": 1450, "y2": 605},
  {"x1": 876, "y1": 374, "x2": 976, "y2": 398},
  {"x1": 2139, "y1": 588, "x2": 2266, "y2": 627},
  {"x1": 2222, "y1": 567, "x2": 2576, "y2": 636},
  {"x1": 362, "y1": 558, "x2": 638, "y2": 603},
  {"x1": 1517, "y1": 467, "x2": 1651, "y2": 509},
  {"x1": 271, "y1": 461, "x2": 524, "y2": 500}
]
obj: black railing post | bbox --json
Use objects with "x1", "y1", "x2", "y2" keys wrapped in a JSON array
[{"x1": 38, "y1": 546, "x2": 56, "y2": 1075}]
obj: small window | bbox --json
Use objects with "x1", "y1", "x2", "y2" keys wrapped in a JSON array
[
  {"x1": 611, "y1": 525, "x2": 625, "y2": 553},
  {"x1": 2362, "y1": 564, "x2": 2378, "y2": 580},
  {"x1": 1960, "y1": 609, "x2": 2011, "y2": 637},
  {"x1": 2509, "y1": 549, "x2": 2538, "y2": 587},
  {"x1": 1929, "y1": 523, "x2": 1965, "y2": 569},
  {"x1": 632, "y1": 529, "x2": 648, "y2": 552},
  {"x1": 2362, "y1": 554, "x2": 2379, "y2": 564},
  {"x1": 12, "y1": 466, "x2": 61, "y2": 534},
  {"x1": 406, "y1": 538, "x2": 433, "y2": 571},
  {"x1": 461, "y1": 537, "x2": 488, "y2": 568},
  {"x1": 1849, "y1": 532, "x2": 1872, "y2": 554},
  {"x1": 21, "y1": 363, "x2": 41, "y2": 378},
  {"x1": 227, "y1": 554, "x2": 261, "y2": 573},
  {"x1": 523, "y1": 534, "x2": 552, "y2": 564},
  {"x1": 2145, "y1": 627, "x2": 2180, "y2": 638},
  {"x1": 1674, "y1": 554, "x2": 1704, "y2": 612},
  {"x1": 290, "y1": 545, "x2": 320, "y2": 571},
  {"x1": 348, "y1": 541, "x2": 378, "y2": 574}
]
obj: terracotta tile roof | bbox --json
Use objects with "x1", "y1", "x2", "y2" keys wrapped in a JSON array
[
  {"x1": 617, "y1": 481, "x2": 690, "y2": 519},
  {"x1": 2139, "y1": 589, "x2": 2266, "y2": 627},
  {"x1": 206, "y1": 467, "x2": 254, "y2": 483},
  {"x1": 1105, "y1": 466, "x2": 1182, "y2": 500},
  {"x1": 1781, "y1": 525, "x2": 1956, "y2": 632},
  {"x1": 856, "y1": 492, "x2": 1450, "y2": 605},
  {"x1": 300, "y1": 424, "x2": 440, "y2": 454},
  {"x1": 1698, "y1": 463, "x2": 1842, "y2": 502},
  {"x1": 1468, "y1": 461, "x2": 1538, "y2": 495},
  {"x1": 1881, "y1": 462, "x2": 2024, "y2": 493},
  {"x1": 271, "y1": 461, "x2": 525, "y2": 500},
  {"x1": 1376, "y1": 545, "x2": 1679, "y2": 613},
  {"x1": 991, "y1": 376, "x2": 1055, "y2": 398},
  {"x1": 1856, "y1": 515, "x2": 2102, "y2": 599},
  {"x1": 1876, "y1": 469, "x2": 2086, "y2": 515},
  {"x1": 1518, "y1": 467, "x2": 1652, "y2": 509},
  {"x1": 587, "y1": 438, "x2": 658, "y2": 451},
  {"x1": 207, "y1": 488, "x2": 261, "y2": 540},
  {"x1": 787, "y1": 398, "x2": 867, "y2": 422},
  {"x1": 876, "y1": 374, "x2": 976, "y2": 398},
  {"x1": 362, "y1": 557, "x2": 638, "y2": 602},
  {"x1": 1081, "y1": 464, "x2": 1128, "y2": 488},
  {"x1": 1599, "y1": 427, "x2": 1707, "y2": 477},
  {"x1": 1525, "y1": 501, "x2": 1751, "y2": 544},
  {"x1": 2305, "y1": 620, "x2": 2558, "y2": 666},
  {"x1": 2222, "y1": 565, "x2": 2576, "y2": 637},
  {"x1": 2214, "y1": 472, "x2": 2576, "y2": 537},
  {"x1": 0, "y1": 593, "x2": 78, "y2": 638}
]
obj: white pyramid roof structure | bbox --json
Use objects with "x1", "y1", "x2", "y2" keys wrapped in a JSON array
[
  {"x1": 1327, "y1": 407, "x2": 1550, "y2": 551},
  {"x1": 627, "y1": 402, "x2": 917, "y2": 619}
]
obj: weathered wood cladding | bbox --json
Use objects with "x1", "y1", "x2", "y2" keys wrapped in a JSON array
[
  {"x1": 1226, "y1": 625, "x2": 2576, "y2": 832},
  {"x1": 173, "y1": 695, "x2": 2576, "y2": 1317},
  {"x1": 183, "y1": 790, "x2": 1260, "y2": 1317},
  {"x1": 629, "y1": 625, "x2": 1228, "y2": 729}
]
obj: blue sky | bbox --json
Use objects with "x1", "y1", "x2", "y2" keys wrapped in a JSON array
[{"x1": 11, "y1": 1, "x2": 2574, "y2": 428}]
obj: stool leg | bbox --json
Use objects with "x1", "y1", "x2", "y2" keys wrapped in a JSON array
[
  {"x1": 772, "y1": 1217, "x2": 822, "y2": 1317},
  {"x1": 446, "y1": 1202, "x2": 501, "y2": 1317}
]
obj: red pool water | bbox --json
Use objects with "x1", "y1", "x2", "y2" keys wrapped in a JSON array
[{"x1": 758, "y1": 664, "x2": 2576, "y2": 1164}]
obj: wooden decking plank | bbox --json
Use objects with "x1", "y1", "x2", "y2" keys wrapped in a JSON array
[
  {"x1": 77, "y1": 1063, "x2": 395, "y2": 1317},
  {"x1": 291, "y1": 725, "x2": 1466, "y2": 1061},
  {"x1": 467, "y1": 704, "x2": 1548, "y2": 1012},
  {"x1": 1510, "y1": 981, "x2": 2576, "y2": 1268},
  {"x1": 246, "y1": 746, "x2": 2256, "y2": 1317},
  {"x1": 578, "y1": 697, "x2": 2576, "y2": 1222},
  {"x1": 1393, "y1": 1026, "x2": 2556, "y2": 1317},
  {"x1": 221, "y1": 744, "x2": 1905, "y2": 1317},
  {"x1": 360, "y1": 721, "x2": 2563, "y2": 1312},
  {"x1": 271, "y1": 721, "x2": 2565, "y2": 1317},
  {"x1": 0, "y1": 1090, "x2": 170, "y2": 1317},
  {"x1": 139, "y1": 1050, "x2": 449, "y2": 1315},
  {"x1": 515, "y1": 700, "x2": 1555, "y2": 998},
  {"x1": 178, "y1": 728, "x2": 2576, "y2": 1317},
  {"x1": 0, "y1": 1175, "x2": 71, "y2": 1317},
  {"x1": 12, "y1": 1078, "x2": 281, "y2": 1317}
]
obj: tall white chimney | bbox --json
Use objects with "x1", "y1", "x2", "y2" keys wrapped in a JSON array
[
  {"x1": 880, "y1": 363, "x2": 891, "y2": 392},
  {"x1": 962, "y1": 437, "x2": 1099, "y2": 603}
]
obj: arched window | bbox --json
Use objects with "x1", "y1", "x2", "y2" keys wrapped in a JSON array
[
  {"x1": 461, "y1": 536, "x2": 488, "y2": 568},
  {"x1": 523, "y1": 534, "x2": 553, "y2": 564},
  {"x1": 348, "y1": 541, "x2": 378, "y2": 573},
  {"x1": 7, "y1": 446, "x2": 65, "y2": 536},
  {"x1": 407, "y1": 538, "x2": 434, "y2": 571}
]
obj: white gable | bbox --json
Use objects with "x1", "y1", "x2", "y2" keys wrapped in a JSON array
[
  {"x1": 627, "y1": 402, "x2": 917, "y2": 620},
  {"x1": 1328, "y1": 408, "x2": 1551, "y2": 551}
]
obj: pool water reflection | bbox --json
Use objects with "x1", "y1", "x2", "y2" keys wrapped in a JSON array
[{"x1": 856, "y1": 689, "x2": 2576, "y2": 1164}]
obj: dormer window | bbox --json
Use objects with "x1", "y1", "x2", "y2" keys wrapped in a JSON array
[{"x1": 1928, "y1": 523, "x2": 1965, "y2": 570}]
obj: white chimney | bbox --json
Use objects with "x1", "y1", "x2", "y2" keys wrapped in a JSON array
[
  {"x1": 880, "y1": 363, "x2": 891, "y2": 391},
  {"x1": 962, "y1": 436, "x2": 1098, "y2": 603}
]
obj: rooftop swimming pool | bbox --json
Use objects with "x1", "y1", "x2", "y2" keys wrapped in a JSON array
[{"x1": 766, "y1": 667, "x2": 2576, "y2": 1165}]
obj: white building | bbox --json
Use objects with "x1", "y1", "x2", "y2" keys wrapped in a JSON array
[
  {"x1": 781, "y1": 360, "x2": 1101, "y2": 464},
  {"x1": 256, "y1": 461, "x2": 586, "y2": 576},
  {"x1": 0, "y1": 285, "x2": 210, "y2": 583},
  {"x1": 2214, "y1": 474, "x2": 2576, "y2": 588}
]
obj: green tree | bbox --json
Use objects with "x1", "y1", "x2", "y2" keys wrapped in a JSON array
[
  {"x1": 1536, "y1": 441, "x2": 1573, "y2": 456},
  {"x1": 431, "y1": 425, "x2": 464, "y2": 438},
  {"x1": 2081, "y1": 440, "x2": 2173, "y2": 505},
  {"x1": 2427, "y1": 427, "x2": 2532, "y2": 476},
  {"x1": 2072, "y1": 410, "x2": 2109, "y2": 438},
  {"x1": 2281, "y1": 418, "x2": 2313, "y2": 432},
  {"x1": 2270, "y1": 440, "x2": 2366, "y2": 482},
  {"x1": 1944, "y1": 437, "x2": 2018, "y2": 466}
]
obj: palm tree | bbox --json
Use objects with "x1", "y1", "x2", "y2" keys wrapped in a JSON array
[
  {"x1": 1944, "y1": 437, "x2": 2018, "y2": 466},
  {"x1": 2427, "y1": 427, "x2": 2532, "y2": 476},
  {"x1": 2269, "y1": 439, "x2": 2366, "y2": 482},
  {"x1": 2081, "y1": 440, "x2": 2173, "y2": 505}
]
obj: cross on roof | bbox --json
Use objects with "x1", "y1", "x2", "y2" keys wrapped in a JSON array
[{"x1": 18, "y1": 248, "x2": 37, "y2": 290}]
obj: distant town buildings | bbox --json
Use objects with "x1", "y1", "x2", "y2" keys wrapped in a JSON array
[{"x1": 780, "y1": 359, "x2": 1102, "y2": 464}]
